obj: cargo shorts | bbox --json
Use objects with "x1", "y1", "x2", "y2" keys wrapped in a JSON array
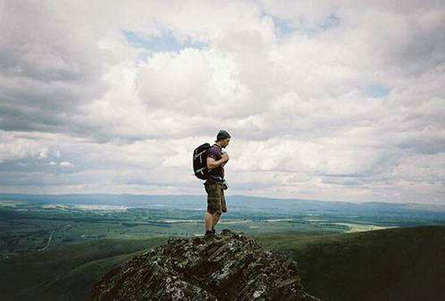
[{"x1": 204, "y1": 182, "x2": 227, "y2": 215}]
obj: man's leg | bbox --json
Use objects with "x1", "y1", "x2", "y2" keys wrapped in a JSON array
[
  {"x1": 212, "y1": 212, "x2": 221, "y2": 227},
  {"x1": 204, "y1": 211, "x2": 213, "y2": 232},
  {"x1": 204, "y1": 183, "x2": 223, "y2": 234},
  {"x1": 212, "y1": 185, "x2": 225, "y2": 229},
  {"x1": 204, "y1": 183, "x2": 216, "y2": 233}
]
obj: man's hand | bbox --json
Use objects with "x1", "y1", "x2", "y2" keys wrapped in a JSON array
[{"x1": 221, "y1": 152, "x2": 229, "y2": 162}]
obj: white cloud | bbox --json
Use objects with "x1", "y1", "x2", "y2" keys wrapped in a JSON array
[
  {"x1": 0, "y1": 131, "x2": 50, "y2": 163},
  {"x1": 60, "y1": 161, "x2": 74, "y2": 168},
  {"x1": 0, "y1": 0, "x2": 444, "y2": 204}
]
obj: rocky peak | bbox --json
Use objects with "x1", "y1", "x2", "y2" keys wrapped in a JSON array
[{"x1": 90, "y1": 229, "x2": 321, "y2": 300}]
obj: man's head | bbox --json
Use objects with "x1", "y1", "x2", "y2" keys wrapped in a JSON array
[{"x1": 215, "y1": 129, "x2": 231, "y2": 148}]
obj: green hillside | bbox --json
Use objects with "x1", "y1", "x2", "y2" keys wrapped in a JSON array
[
  {"x1": 0, "y1": 237, "x2": 168, "y2": 301},
  {"x1": 1, "y1": 226, "x2": 444, "y2": 301},
  {"x1": 254, "y1": 225, "x2": 445, "y2": 301}
]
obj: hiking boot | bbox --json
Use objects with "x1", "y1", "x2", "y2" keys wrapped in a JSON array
[
  {"x1": 211, "y1": 228, "x2": 216, "y2": 235},
  {"x1": 204, "y1": 230, "x2": 215, "y2": 238}
]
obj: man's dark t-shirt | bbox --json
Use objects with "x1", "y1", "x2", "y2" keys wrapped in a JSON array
[{"x1": 206, "y1": 144, "x2": 225, "y2": 184}]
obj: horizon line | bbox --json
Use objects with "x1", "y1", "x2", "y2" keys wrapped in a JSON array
[{"x1": 0, "y1": 192, "x2": 442, "y2": 206}]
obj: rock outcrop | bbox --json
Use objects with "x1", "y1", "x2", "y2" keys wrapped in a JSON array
[{"x1": 90, "y1": 229, "x2": 320, "y2": 300}]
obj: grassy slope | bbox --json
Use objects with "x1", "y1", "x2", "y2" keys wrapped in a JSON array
[
  {"x1": 0, "y1": 237, "x2": 168, "y2": 301},
  {"x1": 254, "y1": 225, "x2": 445, "y2": 301},
  {"x1": 2, "y1": 226, "x2": 444, "y2": 301}
]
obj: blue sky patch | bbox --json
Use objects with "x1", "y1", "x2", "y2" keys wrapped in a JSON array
[
  {"x1": 270, "y1": 15, "x2": 296, "y2": 37},
  {"x1": 365, "y1": 84, "x2": 391, "y2": 98},
  {"x1": 123, "y1": 29, "x2": 207, "y2": 53},
  {"x1": 266, "y1": 12, "x2": 341, "y2": 38},
  {"x1": 320, "y1": 13, "x2": 340, "y2": 30}
]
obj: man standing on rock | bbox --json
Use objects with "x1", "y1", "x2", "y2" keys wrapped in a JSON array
[{"x1": 204, "y1": 130, "x2": 231, "y2": 238}]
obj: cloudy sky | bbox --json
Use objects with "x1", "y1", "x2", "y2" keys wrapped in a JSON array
[{"x1": 0, "y1": 0, "x2": 444, "y2": 204}]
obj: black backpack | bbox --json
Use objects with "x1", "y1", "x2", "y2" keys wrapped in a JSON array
[{"x1": 193, "y1": 143, "x2": 211, "y2": 180}]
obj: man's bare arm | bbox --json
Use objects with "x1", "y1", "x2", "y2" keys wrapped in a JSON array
[{"x1": 207, "y1": 153, "x2": 229, "y2": 169}]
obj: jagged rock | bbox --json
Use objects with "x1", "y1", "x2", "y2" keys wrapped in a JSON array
[{"x1": 90, "y1": 229, "x2": 321, "y2": 301}]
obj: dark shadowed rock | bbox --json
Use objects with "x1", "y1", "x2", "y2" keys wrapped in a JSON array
[{"x1": 90, "y1": 229, "x2": 321, "y2": 300}]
